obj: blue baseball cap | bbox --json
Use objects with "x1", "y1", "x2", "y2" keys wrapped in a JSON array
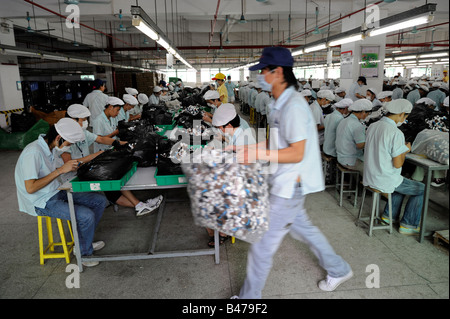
[{"x1": 249, "y1": 47, "x2": 294, "y2": 71}]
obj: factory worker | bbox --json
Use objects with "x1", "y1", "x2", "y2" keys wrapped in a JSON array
[
  {"x1": 225, "y1": 75, "x2": 236, "y2": 103},
  {"x1": 323, "y1": 98, "x2": 352, "y2": 158},
  {"x1": 366, "y1": 88, "x2": 382, "y2": 110},
  {"x1": 303, "y1": 83, "x2": 317, "y2": 99},
  {"x1": 158, "y1": 80, "x2": 167, "y2": 88},
  {"x1": 407, "y1": 84, "x2": 429, "y2": 106},
  {"x1": 298, "y1": 78, "x2": 307, "y2": 91},
  {"x1": 346, "y1": 76, "x2": 367, "y2": 101},
  {"x1": 334, "y1": 87, "x2": 346, "y2": 102},
  {"x1": 175, "y1": 80, "x2": 183, "y2": 92},
  {"x1": 83, "y1": 79, "x2": 109, "y2": 127},
  {"x1": 252, "y1": 83, "x2": 263, "y2": 127},
  {"x1": 149, "y1": 86, "x2": 162, "y2": 105},
  {"x1": 300, "y1": 88, "x2": 313, "y2": 103},
  {"x1": 92, "y1": 97, "x2": 123, "y2": 153},
  {"x1": 125, "y1": 87, "x2": 138, "y2": 99},
  {"x1": 367, "y1": 91, "x2": 393, "y2": 123},
  {"x1": 313, "y1": 89, "x2": 335, "y2": 146},
  {"x1": 254, "y1": 85, "x2": 269, "y2": 128},
  {"x1": 247, "y1": 82, "x2": 257, "y2": 109},
  {"x1": 427, "y1": 82, "x2": 446, "y2": 111},
  {"x1": 118, "y1": 94, "x2": 140, "y2": 122},
  {"x1": 392, "y1": 79, "x2": 407, "y2": 100},
  {"x1": 15, "y1": 118, "x2": 108, "y2": 266},
  {"x1": 233, "y1": 46, "x2": 352, "y2": 299},
  {"x1": 442, "y1": 70, "x2": 448, "y2": 83},
  {"x1": 62, "y1": 104, "x2": 161, "y2": 218},
  {"x1": 129, "y1": 93, "x2": 148, "y2": 116},
  {"x1": 212, "y1": 73, "x2": 228, "y2": 103},
  {"x1": 444, "y1": 96, "x2": 449, "y2": 113},
  {"x1": 363, "y1": 99, "x2": 424, "y2": 235},
  {"x1": 416, "y1": 97, "x2": 436, "y2": 110},
  {"x1": 335, "y1": 99, "x2": 373, "y2": 174}
]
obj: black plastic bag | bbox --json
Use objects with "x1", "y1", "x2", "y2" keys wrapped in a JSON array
[
  {"x1": 77, "y1": 149, "x2": 135, "y2": 181},
  {"x1": 130, "y1": 132, "x2": 163, "y2": 167},
  {"x1": 117, "y1": 119, "x2": 155, "y2": 143}
]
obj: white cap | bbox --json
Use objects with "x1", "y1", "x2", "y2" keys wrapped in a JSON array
[
  {"x1": 168, "y1": 84, "x2": 174, "y2": 91},
  {"x1": 377, "y1": 91, "x2": 393, "y2": 100},
  {"x1": 303, "y1": 83, "x2": 311, "y2": 89},
  {"x1": 55, "y1": 118, "x2": 85, "y2": 143},
  {"x1": 444, "y1": 96, "x2": 449, "y2": 107},
  {"x1": 385, "y1": 99, "x2": 413, "y2": 114},
  {"x1": 335, "y1": 87, "x2": 346, "y2": 94},
  {"x1": 432, "y1": 82, "x2": 442, "y2": 88},
  {"x1": 176, "y1": 81, "x2": 182, "y2": 85},
  {"x1": 316, "y1": 89, "x2": 335, "y2": 101},
  {"x1": 440, "y1": 83, "x2": 449, "y2": 91},
  {"x1": 212, "y1": 103, "x2": 237, "y2": 127},
  {"x1": 107, "y1": 96, "x2": 124, "y2": 106},
  {"x1": 334, "y1": 98, "x2": 353, "y2": 109},
  {"x1": 125, "y1": 87, "x2": 138, "y2": 95},
  {"x1": 416, "y1": 97, "x2": 436, "y2": 106},
  {"x1": 300, "y1": 89, "x2": 312, "y2": 97},
  {"x1": 67, "y1": 104, "x2": 90, "y2": 118},
  {"x1": 398, "y1": 79, "x2": 407, "y2": 85},
  {"x1": 138, "y1": 93, "x2": 149, "y2": 105},
  {"x1": 254, "y1": 82, "x2": 261, "y2": 89},
  {"x1": 349, "y1": 99, "x2": 373, "y2": 112},
  {"x1": 418, "y1": 84, "x2": 429, "y2": 92},
  {"x1": 163, "y1": 87, "x2": 169, "y2": 91},
  {"x1": 367, "y1": 88, "x2": 378, "y2": 96},
  {"x1": 203, "y1": 90, "x2": 220, "y2": 100},
  {"x1": 123, "y1": 94, "x2": 138, "y2": 106},
  {"x1": 153, "y1": 86, "x2": 162, "y2": 93}
]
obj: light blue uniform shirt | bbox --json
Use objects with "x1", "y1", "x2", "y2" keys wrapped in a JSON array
[
  {"x1": 347, "y1": 82, "x2": 363, "y2": 101},
  {"x1": 149, "y1": 94, "x2": 160, "y2": 105},
  {"x1": 232, "y1": 127, "x2": 256, "y2": 146},
  {"x1": 83, "y1": 90, "x2": 109, "y2": 125},
  {"x1": 363, "y1": 117, "x2": 409, "y2": 193},
  {"x1": 268, "y1": 86, "x2": 324, "y2": 198},
  {"x1": 407, "y1": 89, "x2": 421, "y2": 106},
  {"x1": 14, "y1": 135, "x2": 61, "y2": 216},
  {"x1": 336, "y1": 113, "x2": 366, "y2": 166},
  {"x1": 239, "y1": 116, "x2": 250, "y2": 130},
  {"x1": 248, "y1": 89, "x2": 257, "y2": 107},
  {"x1": 427, "y1": 89, "x2": 446, "y2": 110},
  {"x1": 323, "y1": 109, "x2": 344, "y2": 157},
  {"x1": 225, "y1": 81, "x2": 235, "y2": 98},
  {"x1": 117, "y1": 108, "x2": 130, "y2": 122},
  {"x1": 92, "y1": 112, "x2": 117, "y2": 153}
]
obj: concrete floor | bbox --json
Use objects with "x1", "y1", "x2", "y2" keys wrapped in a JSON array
[{"x1": 1, "y1": 106, "x2": 448, "y2": 300}]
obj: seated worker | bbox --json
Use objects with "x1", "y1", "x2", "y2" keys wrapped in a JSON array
[
  {"x1": 366, "y1": 88, "x2": 382, "y2": 109},
  {"x1": 125, "y1": 87, "x2": 139, "y2": 98},
  {"x1": 15, "y1": 118, "x2": 108, "y2": 267},
  {"x1": 364, "y1": 91, "x2": 393, "y2": 125},
  {"x1": 149, "y1": 86, "x2": 162, "y2": 105},
  {"x1": 407, "y1": 84, "x2": 429, "y2": 106},
  {"x1": 129, "y1": 93, "x2": 148, "y2": 118},
  {"x1": 363, "y1": 99, "x2": 424, "y2": 235},
  {"x1": 312, "y1": 90, "x2": 335, "y2": 146},
  {"x1": 334, "y1": 87, "x2": 346, "y2": 102},
  {"x1": 204, "y1": 103, "x2": 256, "y2": 247},
  {"x1": 323, "y1": 98, "x2": 352, "y2": 158},
  {"x1": 92, "y1": 96, "x2": 123, "y2": 153},
  {"x1": 118, "y1": 94, "x2": 141, "y2": 122},
  {"x1": 83, "y1": 79, "x2": 109, "y2": 127},
  {"x1": 62, "y1": 104, "x2": 162, "y2": 217},
  {"x1": 203, "y1": 90, "x2": 250, "y2": 130},
  {"x1": 335, "y1": 99, "x2": 373, "y2": 174}
]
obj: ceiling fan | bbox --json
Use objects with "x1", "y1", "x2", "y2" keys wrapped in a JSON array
[
  {"x1": 24, "y1": 11, "x2": 55, "y2": 33},
  {"x1": 64, "y1": 0, "x2": 111, "y2": 4}
]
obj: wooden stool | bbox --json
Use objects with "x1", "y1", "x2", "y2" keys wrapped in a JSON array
[
  {"x1": 37, "y1": 216, "x2": 74, "y2": 265},
  {"x1": 356, "y1": 186, "x2": 393, "y2": 237},
  {"x1": 335, "y1": 163, "x2": 359, "y2": 207},
  {"x1": 321, "y1": 152, "x2": 336, "y2": 188}
]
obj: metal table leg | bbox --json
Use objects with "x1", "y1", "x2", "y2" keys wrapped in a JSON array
[
  {"x1": 419, "y1": 168, "x2": 432, "y2": 243},
  {"x1": 67, "y1": 190, "x2": 83, "y2": 272}
]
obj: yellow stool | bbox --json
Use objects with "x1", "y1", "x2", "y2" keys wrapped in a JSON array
[
  {"x1": 37, "y1": 216, "x2": 74, "y2": 265},
  {"x1": 231, "y1": 236, "x2": 236, "y2": 244},
  {"x1": 249, "y1": 107, "x2": 255, "y2": 125}
]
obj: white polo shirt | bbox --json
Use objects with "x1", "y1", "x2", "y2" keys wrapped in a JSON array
[
  {"x1": 363, "y1": 117, "x2": 410, "y2": 193},
  {"x1": 268, "y1": 86, "x2": 324, "y2": 198}
]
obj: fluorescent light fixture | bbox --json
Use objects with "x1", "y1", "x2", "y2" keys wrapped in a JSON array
[
  {"x1": 87, "y1": 60, "x2": 102, "y2": 65},
  {"x1": 2, "y1": 48, "x2": 42, "y2": 58},
  {"x1": 69, "y1": 57, "x2": 88, "y2": 63},
  {"x1": 435, "y1": 62, "x2": 449, "y2": 65},
  {"x1": 418, "y1": 59, "x2": 438, "y2": 63},
  {"x1": 167, "y1": 47, "x2": 176, "y2": 55},
  {"x1": 304, "y1": 44, "x2": 327, "y2": 53},
  {"x1": 369, "y1": 15, "x2": 433, "y2": 37},
  {"x1": 384, "y1": 58, "x2": 393, "y2": 61},
  {"x1": 395, "y1": 55, "x2": 417, "y2": 60},
  {"x1": 292, "y1": 49, "x2": 303, "y2": 56},
  {"x1": 392, "y1": 50, "x2": 402, "y2": 54},
  {"x1": 401, "y1": 61, "x2": 417, "y2": 64},
  {"x1": 419, "y1": 52, "x2": 448, "y2": 58},
  {"x1": 328, "y1": 34, "x2": 363, "y2": 47},
  {"x1": 132, "y1": 18, "x2": 159, "y2": 41},
  {"x1": 43, "y1": 54, "x2": 68, "y2": 62}
]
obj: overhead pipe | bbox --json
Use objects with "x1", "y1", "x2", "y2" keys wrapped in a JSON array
[
  {"x1": 23, "y1": 0, "x2": 140, "y2": 50},
  {"x1": 284, "y1": 0, "x2": 384, "y2": 44},
  {"x1": 207, "y1": 0, "x2": 221, "y2": 53}
]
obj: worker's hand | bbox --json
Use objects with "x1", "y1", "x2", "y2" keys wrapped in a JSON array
[
  {"x1": 235, "y1": 145, "x2": 260, "y2": 164},
  {"x1": 59, "y1": 160, "x2": 79, "y2": 174},
  {"x1": 406, "y1": 142, "x2": 411, "y2": 153},
  {"x1": 202, "y1": 114, "x2": 212, "y2": 123}
]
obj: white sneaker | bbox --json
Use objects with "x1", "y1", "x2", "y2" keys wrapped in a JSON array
[
  {"x1": 82, "y1": 260, "x2": 100, "y2": 267},
  {"x1": 92, "y1": 241, "x2": 105, "y2": 251},
  {"x1": 135, "y1": 202, "x2": 158, "y2": 217},
  {"x1": 146, "y1": 195, "x2": 163, "y2": 208},
  {"x1": 230, "y1": 295, "x2": 239, "y2": 299},
  {"x1": 318, "y1": 270, "x2": 353, "y2": 292}
]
